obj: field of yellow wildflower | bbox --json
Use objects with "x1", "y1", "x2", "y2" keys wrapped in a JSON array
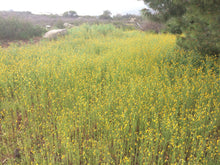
[{"x1": 0, "y1": 24, "x2": 219, "y2": 164}]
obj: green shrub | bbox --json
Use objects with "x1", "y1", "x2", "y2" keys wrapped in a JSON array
[
  {"x1": 177, "y1": 12, "x2": 220, "y2": 56},
  {"x1": 113, "y1": 22, "x2": 135, "y2": 31},
  {"x1": 165, "y1": 18, "x2": 182, "y2": 34},
  {"x1": 176, "y1": 2, "x2": 220, "y2": 56},
  {"x1": 54, "y1": 19, "x2": 64, "y2": 29},
  {"x1": 0, "y1": 16, "x2": 45, "y2": 40},
  {"x1": 71, "y1": 24, "x2": 123, "y2": 39}
]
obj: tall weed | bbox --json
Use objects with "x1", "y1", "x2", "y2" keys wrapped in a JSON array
[{"x1": 0, "y1": 24, "x2": 219, "y2": 164}]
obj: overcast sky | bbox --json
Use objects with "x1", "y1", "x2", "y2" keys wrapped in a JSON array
[{"x1": 0, "y1": 0, "x2": 147, "y2": 16}]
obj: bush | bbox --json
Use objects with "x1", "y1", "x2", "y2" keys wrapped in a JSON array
[
  {"x1": 113, "y1": 22, "x2": 135, "y2": 31},
  {"x1": 177, "y1": 11, "x2": 220, "y2": 56},
  {"x1": 176, "y1": 2, "x2": 220, "y2": 56},
  {"x1": 0, "y1": 16, "x2": 46, "y2": 40},
  {"x1": 142, "y1": 21, "x2": 164, "y2": 33},
  {"x1": 165, "y1": 18, "x2": 182, "y2": 34},
  {"x1": 54, "y1": 19, "x2": 65, "y2": 29}
]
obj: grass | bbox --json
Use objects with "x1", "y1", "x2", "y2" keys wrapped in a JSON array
[{"x1": 0, "y1": 24, "x2": 219, "y2": 164}]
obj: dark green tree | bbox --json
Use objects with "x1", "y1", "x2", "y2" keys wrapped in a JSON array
[
  {"x1": 177, "y1": 1, "x2": 220, "y2": 55},
  {"x1": 99, "y1": 10, "x2": 112, "y2": 20},
  {"x1": 141, "y1": 0, "x2": 186, "y2": 22},
  {"x1": 142, "y1": 0, "x2": 220, "y2": 56},
  {"x1": 63, "y1": 11, "x2": 78, "y2": 18}
]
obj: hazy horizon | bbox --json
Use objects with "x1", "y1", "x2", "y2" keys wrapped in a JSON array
[{"x1": 0, "y1": 0, "x2": 147, "y2": 16}]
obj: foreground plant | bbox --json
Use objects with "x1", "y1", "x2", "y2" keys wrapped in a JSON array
[{"x1": 0, "y1": 24, "x2": 219, "y2": 164}]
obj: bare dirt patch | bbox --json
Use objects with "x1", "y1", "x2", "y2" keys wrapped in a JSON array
[{"x1": 0, "y1": 37, "x2": 42, "y2": 48}]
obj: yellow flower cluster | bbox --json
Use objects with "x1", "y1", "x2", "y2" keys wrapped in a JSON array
[{"x1": 0, "y1": 24, "x2": 219, "y2": 164}]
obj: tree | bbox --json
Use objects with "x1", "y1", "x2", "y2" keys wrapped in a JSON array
[
  {"x1": 99, "y1": 10, "x2": 112, "y2": 20},
  {"x1": 63, "y1": 11, "x2": 78, "y2": 18},
  {"x1": 141, "y1": 0, "x2": 220, "y2": 56},
  {"x1": 176, "y1": 1, "x2": 220, "y2": 55},
  {"x1": 141, "y1": 0, "x2": 186, "y2": 22}
]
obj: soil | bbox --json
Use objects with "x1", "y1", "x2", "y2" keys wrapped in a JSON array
[{"x1": 0, "y1": 37, "x2": 42, "y2": 48}]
